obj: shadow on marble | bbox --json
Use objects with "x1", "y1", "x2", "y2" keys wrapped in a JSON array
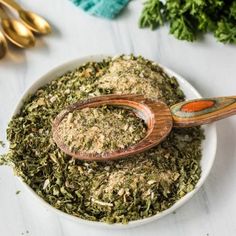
[
  {"x1": 205, "y1": 118, "x2": 236, "y2": 204},
  {"x1": 117, "y1": 3, "x2": 132, "y2": 21},
  {"x1": 0, "y1": 43, "x2": 26, "y2": 64},
  {"x1": 48, "y1": 21, "x2": 62, "y2": 38}
]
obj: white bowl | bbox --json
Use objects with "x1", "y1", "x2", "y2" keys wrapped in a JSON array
[{"x1": 13, "y1": 55, "x2": 217, "y2": 229}]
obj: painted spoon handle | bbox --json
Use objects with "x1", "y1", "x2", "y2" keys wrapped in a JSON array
[{"x1": 171, "y1": 96, "x2": 236, "y2": 128}]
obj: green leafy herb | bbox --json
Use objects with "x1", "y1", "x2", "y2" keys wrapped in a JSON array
[
  {"x1": 215, "y1": 20, "x2": 236, "y2": 43},
  {"x1": 0, "y1": 55, "x2": 204, "y2": 224},
  {"x1": 0, "y1": 140, "x2": 5, "y2": 148},
  {"x1": 139, "y1": 0, "x2": 165, "y2": 29},
  {"x1": 139, "y1": 0, "x2": 236, "y2": 43}
]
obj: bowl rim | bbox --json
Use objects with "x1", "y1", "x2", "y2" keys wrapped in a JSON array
[{"x1": 11, "y1": 55, "x2": 217, "y2": 229}]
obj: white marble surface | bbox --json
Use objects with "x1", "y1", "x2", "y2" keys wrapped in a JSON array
[{"x1": 0, "y1": 0, "x2": 236, "y2": 235}]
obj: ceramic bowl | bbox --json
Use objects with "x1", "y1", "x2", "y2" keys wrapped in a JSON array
[{"x1": 12, "y1": 55, "x2": 217, "y2": 229}]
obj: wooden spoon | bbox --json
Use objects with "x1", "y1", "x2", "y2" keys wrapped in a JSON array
[{"x1": 52, "y1": 94, "x2": 236, "y2": 161}]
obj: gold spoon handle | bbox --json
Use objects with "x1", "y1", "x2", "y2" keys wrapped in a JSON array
[
  {"x1": 0, "y1": 0, "x2": 22, "y2": 11},
  {"x1": 171, "y1": 96, "x2": 236, "y2": 127},
  {"x1": 0, "y1": 30, "x2": 7, "y2": 59},
  {"x1": 1, "y1": 0, "x2": 51, "y2": 35},
  {"x1": 0, "y1": 5, "x2": 9, "y2": 19}
]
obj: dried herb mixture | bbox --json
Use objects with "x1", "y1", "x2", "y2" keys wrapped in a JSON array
[
  {"x1": 0, "y1": 55, "x2": 204, "y2": 224},
  {"x1": 58, "y1": 106, "x2": 147, "y2": 154}
]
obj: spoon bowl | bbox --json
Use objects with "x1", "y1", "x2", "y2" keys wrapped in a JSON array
[
  {"x1": 19, "y1": 10, "x2": 51, "y2": 34},
  {"x1": 0, "y1": 0, "x2": 51, "y2": 34},
  {"x1": 0, "y1": 5, "x2": 35, "y2": 48},
  {"x1": 0, "y1": 30, "x2": 7, "y2": 58},
  {"x1": 1, "y1": 18, "x2": 35, "y2": 48},
  {"x1": 52, "y1": 94, "x2": 173, "y2": 161}
]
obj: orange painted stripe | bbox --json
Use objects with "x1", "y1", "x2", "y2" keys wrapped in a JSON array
[{"x1": 181, "y1": 100, "x2": 215, "y2": 113}]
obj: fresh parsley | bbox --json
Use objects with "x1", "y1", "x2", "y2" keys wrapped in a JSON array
[{"x1": 139, "y1": 0, "x2": 236, "y2": 43}]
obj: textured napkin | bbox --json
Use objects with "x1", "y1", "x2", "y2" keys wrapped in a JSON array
[{"x1": 70, "y1": 0, "x2": 130, "y2": 19}]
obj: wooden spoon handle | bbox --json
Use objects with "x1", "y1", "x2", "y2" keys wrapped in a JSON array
[
  {"x1": 0, "y1": 0, "x2": 22, "y2": 11},
  {"x1": 171, "y1": 96, "x2": 236, "y2": 127}
]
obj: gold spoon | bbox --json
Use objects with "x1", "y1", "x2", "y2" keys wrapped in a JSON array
[
  {"x1": 0, "y1": 0, "x2": 51, "y2": 34},
  {"x1": 0, "y1": 29, "x2": 7, "y2": 58},
  {"x1": 52, "y1": 94, "x2": 236, "y2": 161},
  {"x1": 0, "y1": 5, "x2": 35, "y2": 48}
]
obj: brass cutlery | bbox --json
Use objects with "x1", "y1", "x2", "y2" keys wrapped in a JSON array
[
  {"x1": 0, "y1": 0, "x2": 51, "y2": 59},
  {"x1": 0, "y1": 29, "x2": 7, "y2": 58},
  {"x1": 0, "y1": 5, "x2": 35, "y2": 48},
  {"x1": 0, "y1": 0, "x2": 51, "y2": 34}
]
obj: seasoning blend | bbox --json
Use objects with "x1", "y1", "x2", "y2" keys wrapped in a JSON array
[
  {"x1": 57, "y1": 106, "x2": 147, "y2": 154},
  {"x1": 0, "y1": 55, "x2": 204, "y2": 224}
]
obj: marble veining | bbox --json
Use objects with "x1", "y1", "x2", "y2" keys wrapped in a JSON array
[{"x1": 0, "y1": 0, "x2": 236, "y2": 235}]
